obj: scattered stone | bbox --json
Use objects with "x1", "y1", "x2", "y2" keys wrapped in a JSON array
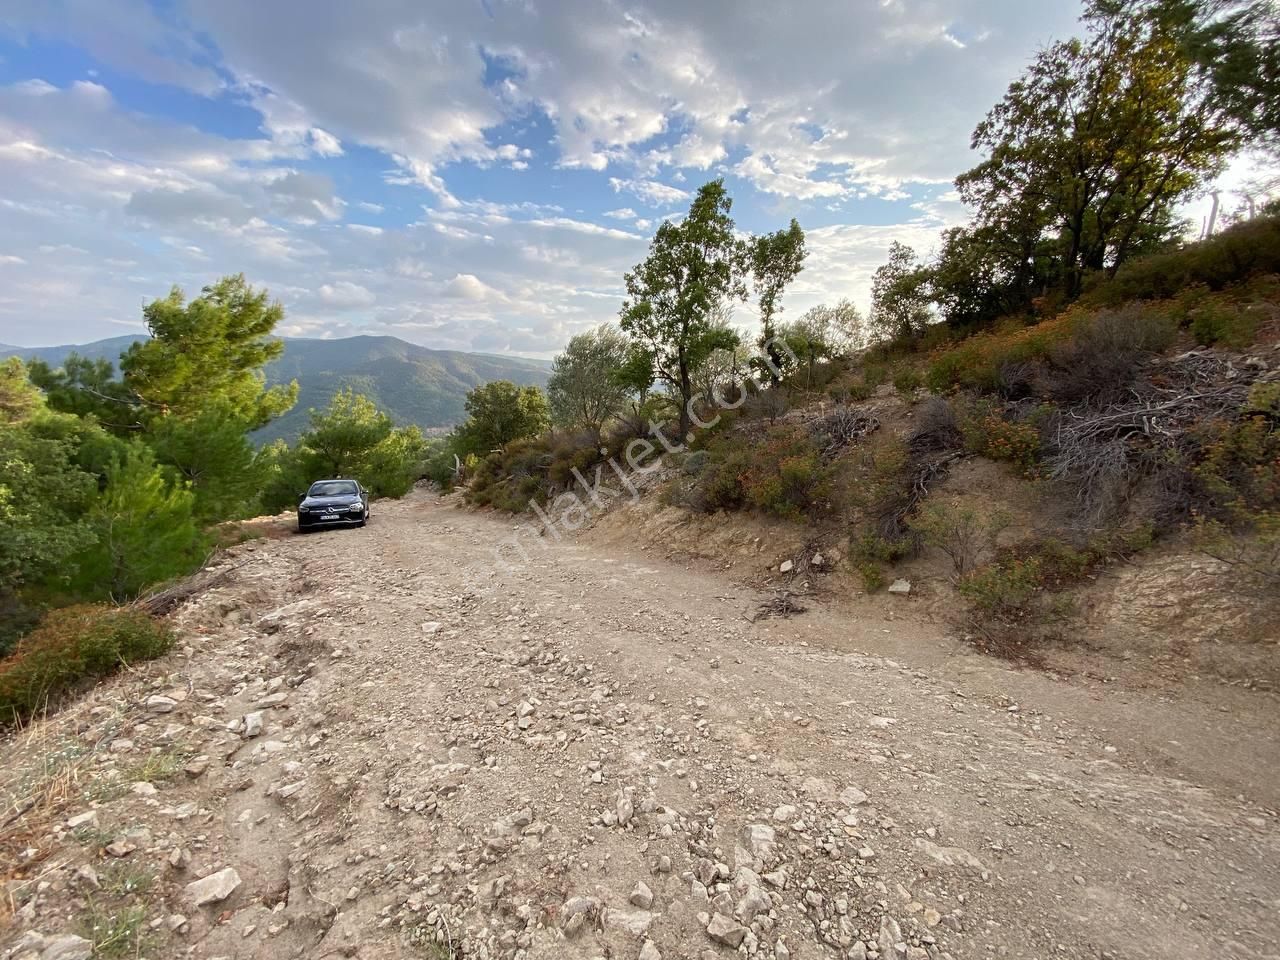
[
  {"x1": 706, "y1": 913, "x2": 748, "y2": 948},
  {"x1": 779, "y1": 560, "x2": 794, "y2": 573},
  {"x1": 145, "y1": 695, "x2": 177, "y2": 714},
  {"x1": 913, "y1": 838, "x2": 987, "y2": 873},
  {"x1": 104, "y1": 839, "x2": 136, "y2": 858},
  {"x1": 608, "y1": 908, "x2": 655, "y2": 937},
  {"x1": 184, "y1": 756, "x2": 211, "y2": 777},
  {"x1": 639, "y1": 942, "x2": 662, "y2": 960},
  {"x1": 840, "y1": 786, "x2": 869, "y2": 806},
  {"x1": 630, "y1": 880, "x2": 654, "y2": 909},
  {"x1": 242, "y1": 711, "x2": 265, "y2": 739},
  {"x1": 39, "y1": 935, "x2": 93, "y2": 960},
  {"x1": 888, "y1": 578, "x2": 912, "y2": 595},
  {"x1": 66, "y1": 811, "x2": 98, "y2": 830},
  {"x1": 185, "y1": 866, "x2": 242, "y2": 906}
]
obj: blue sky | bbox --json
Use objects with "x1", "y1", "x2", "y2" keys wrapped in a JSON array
[{"x1": 0, "y1": 0, "x2": 1207, "y2": 355}]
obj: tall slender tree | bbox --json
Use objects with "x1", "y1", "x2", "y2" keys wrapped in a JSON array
[{"x1": 620, "y1": 180, "x2": 746, "y2": 437}]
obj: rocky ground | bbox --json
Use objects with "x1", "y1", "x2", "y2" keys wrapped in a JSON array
[{"x1": 2, "y1": 489, "x2": 1278, "y2": 960}]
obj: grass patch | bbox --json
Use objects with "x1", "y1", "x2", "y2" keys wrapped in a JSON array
[{"x1": 80, "y1": 900, "x2": 152, "y2": 959}]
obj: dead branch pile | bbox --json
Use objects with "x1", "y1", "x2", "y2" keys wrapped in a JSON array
[
  {"x1": 1045, "y1": 349, "x2": 1275, "y2": 527},
  {"x1": 809, "y1": 406, "x2": 880, "y2": 459}
]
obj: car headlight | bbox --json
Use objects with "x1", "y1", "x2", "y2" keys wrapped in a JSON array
[
  {"x1": 348, "y1": 502, "x2": 364, "y2": 511},
  {"x1": 298, "y1": 506, "x2": 310, "y2": 513}
]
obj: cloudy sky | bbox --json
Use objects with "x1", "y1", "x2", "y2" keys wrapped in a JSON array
[{"x1": 0, "y1": 0, "x2": 1196, "y2": 354}]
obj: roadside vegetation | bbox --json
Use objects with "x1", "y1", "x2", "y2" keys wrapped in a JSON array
[
  {"x1": 440, "y1": 0, "x2": 1280, "y2": 660},
  {"x1": 3, "y1": 277, "x2": 426, "y2": 723}
]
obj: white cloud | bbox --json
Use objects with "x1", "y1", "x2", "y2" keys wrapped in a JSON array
[
  {"x1": 604, "y1": 207, "x2": 637, "y2": 220},
  {"x1": 318, "y1": 281, "x2": 376, "y2": 309},
  {"x1": 347, "y1": 224, "x2": 384, "y2": 236},
  {"x1": 608, "y1": 177, "x2": 691, "y2": 207},
  {"x1": 442, "y1": 273, "x2": 497, "y2": 301}
]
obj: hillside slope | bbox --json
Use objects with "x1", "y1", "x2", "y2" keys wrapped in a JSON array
[{"x1": 0, "y1": 334, "x2": 550, "y2": 442}]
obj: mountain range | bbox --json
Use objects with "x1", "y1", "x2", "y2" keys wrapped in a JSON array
[{"x1": 0, "y1": 334, "x2": 551, "y2": 443}]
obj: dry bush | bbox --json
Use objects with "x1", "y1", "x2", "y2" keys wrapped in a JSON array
[
  {"x1": 0, "y1": 605, "x2": 174, "y2": 725},
  {"x1": 1038, "y1": 306, "x2": 1177, "y2": 404},
  {"x1": 909, "y1": 396, "x2": 962, "y2": 453},
  {"x1": 809, "y1": 406, "x2": 880, "y2": 459}
]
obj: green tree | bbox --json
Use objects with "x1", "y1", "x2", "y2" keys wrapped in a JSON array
[
  {"x1": 70, "y1": 443, "x2": 206, "y2": 599},
  {"x1": 0, "y1": 365, "x2": 97, "y2": 613},
  {"x1": 452, "y1": 381, "x2": 551, "y2": 457},
  {"x1": 27, "y1": 355, "x2": 143, "y2": 433},
  {"x1": 1115, "y1": 0, "x2": 1279, "y2": 153},
  {"x1": 957, "y1": 4, "x2": 1240, "y2": 297},
  {"x1": 546, "y1": 325, "x2": 632, "y2": 436},
  {"x1": 121, "y1": 274, "x2": 298, "y2": 428},
  {"x1": 780, "y1": 300, "x2": 864, "y2": 387},
  {"x1": 749, "y1": 219, "x2": 807, "y2": 384},
  {"x1": 148, "y1": 402, "x2": 264, "y2": 522},
  {"x1": 259, "y1": 389, "x2": 426, "y2": 512},
  {"x1": 869, "y1": 242, "x2": 933, "y2": 343},
  {"x1": 620, "y1": 179, "x2": 746, "y2": 437}
]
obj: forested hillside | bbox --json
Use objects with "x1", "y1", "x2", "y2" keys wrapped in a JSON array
[{"x1": 1, "y1": 335, "x2": 549, "y2": 443}]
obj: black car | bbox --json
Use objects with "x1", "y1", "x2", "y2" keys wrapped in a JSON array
[{"x1": 297, "y1": 479, "x2": 370, "y2": 532}]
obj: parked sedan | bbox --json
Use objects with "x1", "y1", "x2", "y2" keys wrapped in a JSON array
[{"x1": 297, "y1": 479, "x2": 370, "y2": 532}]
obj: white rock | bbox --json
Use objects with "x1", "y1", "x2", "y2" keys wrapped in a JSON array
[
  {"x1": 40, "y1": 935, "x2": 93, "y2": 960},
  {"x1": 630, "y1": 880, "x2": 654, "y2": 909},
  {"x1": 779, "y1": 560, "x2": 794, "y2": 573},
  {"x1": 66, "y1": 811, "x2": 98, "y2": 830},
  {"x1": 242, "y1": 711, "x2": 264, "y2": 738},
  {"x1": 607, "y1": 908, "x2": 655, "y2": 937},
  {"x1": 888, "y1": 578, "x2": 911, "y2": 595},
  {"x1": 145, "y1": 695, "x2": 177, "y2": 714},
  {"x1": 706, "y1": 913, "x2": 748, "y2": 948},
  {"x1": 185, "y1": 866, "x2": 242, "y2": 906},
  {"x1": 639, "y1": 942, "x2": 662, "y2": 960}
]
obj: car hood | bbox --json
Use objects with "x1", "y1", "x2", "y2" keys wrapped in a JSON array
[{"x1": 301, "y1": 495, "x2": 362, "y2": 509}]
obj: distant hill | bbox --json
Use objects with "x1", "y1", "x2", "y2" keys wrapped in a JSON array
[{"x1": 0, "y1": 334, "x2": 551, "y2": 443}]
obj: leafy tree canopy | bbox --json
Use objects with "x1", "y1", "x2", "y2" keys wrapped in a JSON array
[
  {"x1": 452, "y1": 381, "x2": 551, "y2": 457},
  {"x1": 121, "y1": 273, "x2": 298, "y2": 429},
  {"x1": 547, "y1": 324, "x2": 633, "y2": 435}
]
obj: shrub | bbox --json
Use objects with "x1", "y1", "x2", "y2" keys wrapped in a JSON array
[
  {"x1": 893, "y1": 368, "x2": 923, "y2": 396},
  {"x1": 911, "y1": 500, "x2": 1011, "y2": 577},
  {"x1": 1038, "y1": 306, "x2": 1178, "y2": 403},
  {"x1": 0, "y1": 605, "x2": 174, "y2": 724},
  {"x1": 909, "y1": 397, "x2": 962, "y2": 452},
  {"x1": 858, "y1": 562, "x2": 887, "y2": 593},
  {"x1": 689, "y1": 428, "x2": 833, "y2": 520},
  {"x1": 1085, "y1": 215, "x2": 1280, "y2": 306},
  {"x1": 959, "y1": 405, "x2": 1042, "y2": 474},
  {"x1": 1188, "y1": 300, "x2": 1260, "y2": 348}
]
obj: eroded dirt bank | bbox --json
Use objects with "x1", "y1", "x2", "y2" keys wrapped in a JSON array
[{"x1": 3, "y1": 490, "x2": 1278, "y2": 960}]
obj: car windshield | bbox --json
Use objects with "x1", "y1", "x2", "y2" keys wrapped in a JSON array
[{"x1": 309, "y1": 480, "x2": 359, "y2": 497}]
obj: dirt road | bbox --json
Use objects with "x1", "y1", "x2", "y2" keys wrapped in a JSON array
[{"x1": 4, "y1": 491, "x2": 1279, "y2": 960}]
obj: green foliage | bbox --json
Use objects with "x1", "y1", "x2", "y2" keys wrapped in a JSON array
[
  {"x1": 958, "y1": 5, "x2": 1238, "y2": 301},
  {"x1": 688, "y1": 428, "x2": 833, "y2": 520},
  {"x1": 869, "y1": 242, "x2": 933, "y2": 343},
  {"x1": 911, "y1": 500, "x2": 1011, "y2": 577},
  {"x1": 779, "y1": 300, "x2": 863, "y2": 389},
  {"x1": 858, "y1": 562, "x2": 888, "y2": 593},
  {"x1": 0, "y1": 604, "x2": 173, "y2": 725},
  {"x1": 26, "y1": 355, "x2": 142, "y2": 432},
  {"x1": 70, "y1": 443, "x2": 208, "y2": 599},
  {"x1": 452, "y1": 381, "x2": 551, "y2": 459},
  {"x1": 259, "y1": 389, "x2": 426, "y2": 512},
  {"x1": 620, "y1": 180, "x2": 747, "y2": 435},
  {"x1": 1187, "y1": 298, "x2": 1261, "y2": 347},
  {"x1": 959, "y1": 404, "x2": 1042, "y2": 474},
  {"x1": 121, "y1": 274, "x2": 298, "y2": 429},
  {"x1": 547, "y1": 325, "x2": 633, "y2": 433},
  {"x1": 892, "y1": 368, "x2": 923, "y2": 395},
  {"x1": 750, "y1": 219, "x2": 808, "y2": 382},
  {"x1": 148, "y1": 402, "x2": 264, "y2": 522},
  {"x1": 467, "y1": 438, "x2": 553, "y2": 513},
  {"x1": 1085, "y1": 215, "x2": 1280, "y2": 304}
]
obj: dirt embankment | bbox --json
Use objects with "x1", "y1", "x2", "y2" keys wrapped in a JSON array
[{"x1": 3, "y1": 490, "x2": 1279, "y2": 960}]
